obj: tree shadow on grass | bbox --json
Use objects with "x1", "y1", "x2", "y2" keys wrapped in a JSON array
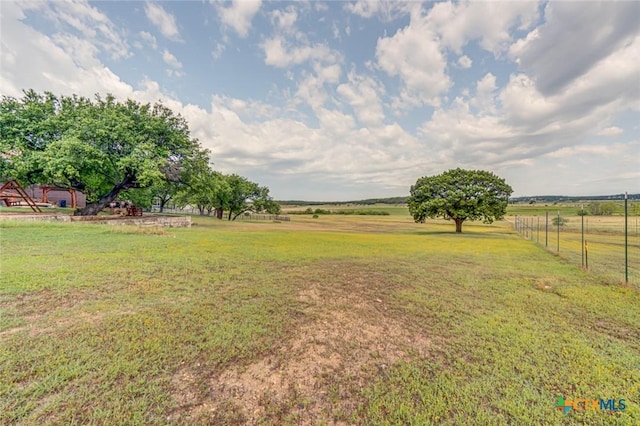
[{"x1": 410, "y1": 230, "x2": 514, "y2": 239}]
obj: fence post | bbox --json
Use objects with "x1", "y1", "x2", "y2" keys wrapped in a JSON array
[
  {"x1": 545, "y1": 211, "x2": 548, "y2": 248},
  {"x1": 557, "y1": 210, "x2": 560, "y2": 254},
  {"x1": 625, "y1": 192, "x2": 628, "y2": 283},
  {"x1": 585, "y1": 240, "x2": 589, "y2": 269},
  {"x1": 581, "y1": 205, "x2": 585, "y2": 268},
  {"x1": 537, "y1": 216, "x2": 540, "y2": 244}
]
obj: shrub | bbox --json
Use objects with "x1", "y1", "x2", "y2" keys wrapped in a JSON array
[{"x1": 552, "y1": 216, "x2": 566, "y2": 227}]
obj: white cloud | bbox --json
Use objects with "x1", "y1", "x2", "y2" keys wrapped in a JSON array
[
  {"x1": 597, "y1": 126, "x2": 623, "y2": 137},
  {"x1": 144, "y1": 2, "x2": 181, "y2": 41},
  {"x1": 294, "y1": 74, "x2": 329, "y2": 111},
  {"x1": 314, "y1": 63, "x2": 341, "y2": 84},
  {"x1": 270, "y1": 5, "x2": 297, "y2": 34},
  {"x1": 470, "y1": 73, "x2": 497, "y2": 115},
  {"x1": 426, "y1": 1, "x2": 540, "y2": 55},
  {"x1": 502, "y1": 34, "x2": 640, "y2": 131},
  {"x1": 345, "y1": 0, "x2": 415, "y2": 21},
  {"x1": 204, "y1": 97, "x2": 431, "y2": 195},
  {"x1": 509, "y1": 1, "x2": 639, "y2": 95},
  {"x1": 211, "y1": 42, "x2": 225, "y2": 60},
  {"x1": 16, "y1": 0, "x2": 130, "y2": 61},
  {"x1": 546, "y1": 143, "x2": 631, "y2": 159},
  {"x1": 51, "y1": 33, "x2": 101, "y2": 68},
  {"x1": 139, "y1": 31, "x2": 158, "y2": 50},
  {"x1": 0, "y1": 2, "x2": 131, "y2": 98},
  {"x1": 162, "y1": 49, "x2": 182, "y2": 69},
  {"x1": 376, "y1": 17, "x2": 449, "y2": 106},
  {"x1": 215, "y1": 0, "x2": 262, "y2": 38},
  {"x1": 336, "y1": 71, "x2": 385, "y2": 127},
  {"x1": 50, "y1": 0, "x2": 129, "y2": 60},
  {"x1": 332, "y1": 22, "x2": 340, "y2": 40},
  {"x1": 457, "y1": 55, "x2": 472, "y2": 69},
  {"x1": 262, "y1": 4, "x2": 341, "y2": 66},
  {"x1": 373, "y1": 0, "x2": 538, "y2": 108},
  {"x1": 262, "y1": 36, "x2": 341, "y2": 68}
]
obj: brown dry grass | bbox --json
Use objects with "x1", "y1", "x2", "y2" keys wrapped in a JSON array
[{"x1": 168, "y1": 261, "x2": 434, "y2": 425}]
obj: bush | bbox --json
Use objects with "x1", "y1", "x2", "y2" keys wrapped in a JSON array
[
  {"x1": 312, "y1": 214, "x2": 319, "y2": 219},
  {"x1": 552, "y1": 216, "x2": 566, "y2": 227},
  {"x1": 334, "y1": 210, "x2": 391, "y2": 216}
]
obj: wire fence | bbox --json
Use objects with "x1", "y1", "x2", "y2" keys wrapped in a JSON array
[{"x1": 511, "y1": 210, "x2": 640, "y2": 286}]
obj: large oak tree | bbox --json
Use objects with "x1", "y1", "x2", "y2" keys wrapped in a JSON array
[
  {"x1": 0, "y1": 90, "x2": 203, "y2": 215},
  {"x1": 408, "y1": 168, "x2": 513, "y2": 233}
]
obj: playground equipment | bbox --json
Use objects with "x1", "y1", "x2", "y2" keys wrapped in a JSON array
[
  {"x1": 0, "y1": 180, "x2": 42, "y2": 212},
  {"x1": 40, "y1": 185, "x2": 78, "y2": 208}
]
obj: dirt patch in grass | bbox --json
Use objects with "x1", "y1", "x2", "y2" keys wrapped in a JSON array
[
  {"x1": 0, "y1": 287, "x2": 134, "y2": 338},
  {"x1": 169, "y1": 261, "x2": 434, "y2": 424}
]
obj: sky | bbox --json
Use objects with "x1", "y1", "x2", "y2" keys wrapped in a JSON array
[{"x1": 1, "y1": 0, "x2": 639, "y2": 200}]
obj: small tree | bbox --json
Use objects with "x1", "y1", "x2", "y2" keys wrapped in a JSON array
[
  {"x1": 601, "y1": 202, "x2": 617, "y2": 215},
  {"x1": 175, "y1": 168, "x2": 229, "y2": 216},
  {"x1": 225, "y1": 174, "x2": 280, "y2": 220},
  {"x1": 552, "y1": 216, "x2": 566, "y2": 227},
  {"x1": 408, "y1": 168, "x2": 513, "y2": 233}
]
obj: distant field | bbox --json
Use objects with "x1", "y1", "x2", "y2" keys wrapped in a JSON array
[
  {"x1": 507, "y1": 204, "x2": 586, "y2": 217},
  {"x1": 281, "y1": 203, "x2": 410, "y2": 217},
  {"x1": 1, "y1": 214, "x2": 638, "y2": 425}
]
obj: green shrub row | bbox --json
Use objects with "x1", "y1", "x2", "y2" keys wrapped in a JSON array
[{"x1": 288, "y1": 208, "x2": 390, "y2": 216}]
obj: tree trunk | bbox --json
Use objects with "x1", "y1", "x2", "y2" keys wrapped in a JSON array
[
  {"x1": 216, "y1": 207, "x2": 223, "y2": 219},
  {"x1": 74, "y1": 178, "x2": 135, "y2": 216},
  {"x1": 455, "y1": 218, "x2": 464, "y2": 233},
  {"x1": 75, "y1": 188, "x2": 122, "y2": 215},
  {"x1": 159, "y1": 198, "x2": 168, "y2": 213}
]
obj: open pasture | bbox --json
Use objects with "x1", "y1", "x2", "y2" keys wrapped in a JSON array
[{"x1": 1, "y1": 213, "x2": 639, "y2": 425}]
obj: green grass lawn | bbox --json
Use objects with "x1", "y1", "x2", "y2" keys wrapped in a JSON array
[{"x1": 1, "y1": 215, "x2": 638, "y2": 425}]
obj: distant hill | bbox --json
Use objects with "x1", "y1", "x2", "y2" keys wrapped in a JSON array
[
  {"x1": 278, "y1": 193, "x2": 639, "y2": 206},
  {"x1": 277, "y1": 196, "x2": 408, "y2": 206},
  {"x1": 509, "y1": 193, "x2": 639, "y2": 203}
]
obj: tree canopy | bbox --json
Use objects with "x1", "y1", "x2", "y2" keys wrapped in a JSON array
[
  {"x1": 408, "y1": 168, "x2": 513, "y2": 233},
  {"x1": 174, "y1": 157, "x2": 230, "y2": 217},
  {"x1": 225, "y1": 174, "x2": 280, "y2": 220},
  {"x1": 173, "y1": 169, "x2": 280, "y2": 220},
  {"x1": 0, "y1": 90, "x2": 203, "y2": 215}
]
